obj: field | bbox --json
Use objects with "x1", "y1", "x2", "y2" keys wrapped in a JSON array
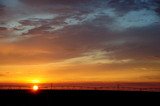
[
  {"x1": 0, "y1": 82, "x2": 160, "y2": 105},
  {"x1": 0, "y1": 90, "x2": 160, "y2": 106}
]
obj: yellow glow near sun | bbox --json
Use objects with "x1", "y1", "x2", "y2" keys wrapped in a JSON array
[{"x1": 31, "y1": 79, "x2": 40, "y2": 84}]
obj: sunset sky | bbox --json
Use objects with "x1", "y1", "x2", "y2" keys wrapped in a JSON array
[{"x1": 0, "y1": 0, "x2": 160, "y2": 83}]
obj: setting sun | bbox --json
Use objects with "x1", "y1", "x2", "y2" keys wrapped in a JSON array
[{"x1": 33, "y1": 85, "x2": 39, "y2": 91}]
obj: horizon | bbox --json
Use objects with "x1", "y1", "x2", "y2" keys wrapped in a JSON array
[{"x1": 0, "y1": 82, "x2": 159, "y2": 92}]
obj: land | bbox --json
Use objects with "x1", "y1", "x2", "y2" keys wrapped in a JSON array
[
  {"x1": 0, "y1": 90, "x2": 160, "y2": 106},
  {"x1": 0, "y1": 82, "x2": 159, "y2": 105}
]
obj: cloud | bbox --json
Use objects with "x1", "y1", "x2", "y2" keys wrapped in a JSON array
[
  {"x1": 112, "y1": 9, "x2": 160, "y2": 31},
  {"x1": 0, "y1": 0, "x2": 160, "y2": 65},
  {"x1": 21, "y1": 0, "x2": 92, "y2": 5},
  {"x1": 143, "y1": 74, "x2": 160, "y2": 80},
  {"x1": 0, "y1": 4, "x2": 5, "y2": 15},
  {"x1": 0, "y1": 0, "x2": 20, "y2": 7},
  {"x1": 0, "y1": 73, "x2": 5, "y2": 77},
  {"x1": 0, "y1": 23, "x2": 160, "y2": 65},
  {"x1": 0, "y1": 24, "x2": 111, "y2": 65}
]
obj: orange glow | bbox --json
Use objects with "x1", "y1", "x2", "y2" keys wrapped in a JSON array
[{"x1": 33, "y1": 85, "x2": 39, "y2": 91}]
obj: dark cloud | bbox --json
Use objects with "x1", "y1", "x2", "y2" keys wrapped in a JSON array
[
  {"x1": 143, "y1": 75, "x2": 160, "y2": 80},
  {"x1": 0, "y1": 25, "x2": 113, "y2": 65},
  {"x1": 0, "y1": 4, "x2": 5, "y2": 16},
  {"x1": 0, "y1": 27, "x2": 8, "y2": 38},
  {"x1": 93, "y1": 62, "x2": 160, "y2": 72},
  {"x1": 0, "y1": 0, "x2": 160, "y2": 65},
  {"x1": 0, "y1": 73, "x2": 5, "y2": 77},
  {"x1": 1, "y1": 23, "x2": 160, "y2": 65},
  {"x1": 21, "y1": 0, "x2": 94, "y2": 5},
  {"x1": 0, "y1": 27, "x2": 7, "y2": 33},
  {"x1": 103, "y1": 25, "x2": 160, "y2": 61}
]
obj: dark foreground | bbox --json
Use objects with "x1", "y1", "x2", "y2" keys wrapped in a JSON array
[{"x1": 0, "y1": 90, "x2": 160, "y2": 105}]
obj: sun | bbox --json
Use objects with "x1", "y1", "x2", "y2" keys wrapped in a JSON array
[{"x1": 33, "y1": 85, "x2": 39, "y2": 91}]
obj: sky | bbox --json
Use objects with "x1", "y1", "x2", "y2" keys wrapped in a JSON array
[{"x1": 0, "y1": 0, "x2": 160, "y2": 83}]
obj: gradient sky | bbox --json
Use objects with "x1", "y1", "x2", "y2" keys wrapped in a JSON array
[{"x1": 0, "y1": 0, "x2": 160, "y2": 83}]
